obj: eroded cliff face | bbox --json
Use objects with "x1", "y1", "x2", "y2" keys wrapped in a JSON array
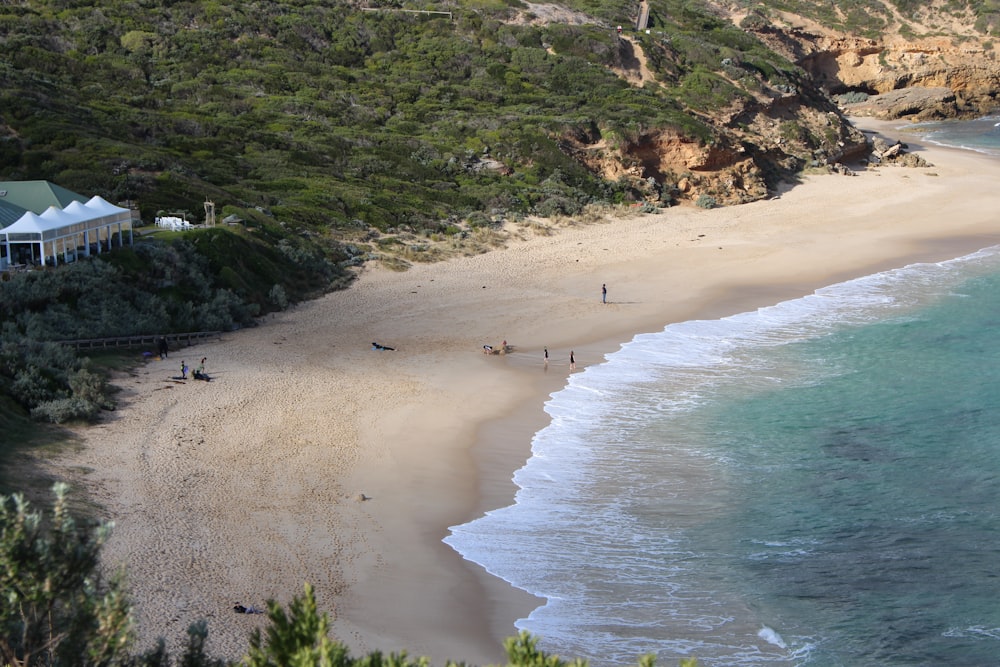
[
  {"x1": 551, "y1": 1, "x2": 997, "y2": 207},
  {"x1": 561, "y1": 68, "x2": 868, "y2": 206},
  {"x1": 563, "y1": 126, "x2": 770, "y2": 207},
  {"x1": 722, "y1": 2, "x2": 1000, "y2": 120},
  {"x1": 557, "y1": 28, "x2": 871, "y2": 206}
]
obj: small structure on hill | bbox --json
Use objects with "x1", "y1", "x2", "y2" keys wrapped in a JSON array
[{"x1": 204, "y1": 199, "x2": 216, "y2": 227}]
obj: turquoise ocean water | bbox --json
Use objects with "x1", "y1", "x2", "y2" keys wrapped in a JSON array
[{"x1": 445, "y1": 118, "x2": 1000, "y2": 666}]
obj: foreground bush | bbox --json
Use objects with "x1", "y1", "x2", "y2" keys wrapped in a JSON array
[{"x1": 1, "y1": 486, "x2": 700, "y2": 667}]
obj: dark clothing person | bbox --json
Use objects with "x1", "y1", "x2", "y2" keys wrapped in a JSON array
[{"x1": 233, "y1": 604, "x2": 264, "y2": 614}]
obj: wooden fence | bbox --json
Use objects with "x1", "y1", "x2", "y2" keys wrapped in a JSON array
[{"x1": 56, "y1": 331, "x2": 222, "y2": 351}]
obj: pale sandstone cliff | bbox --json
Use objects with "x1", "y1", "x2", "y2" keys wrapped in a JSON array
[{"x1": 722, "y1": 1, "x2": 1000, "y2": 119}]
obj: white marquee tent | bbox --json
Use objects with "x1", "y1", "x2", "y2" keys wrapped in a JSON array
[{"x1": 1, "y1": 195, "x2": 133, "y2": 270}]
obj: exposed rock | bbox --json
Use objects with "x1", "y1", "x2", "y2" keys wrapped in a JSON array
[
  {"x1": 830, "y1": 163, "x2": 856, "y2": 176},
  {"x1": 465, "y1": 154, "x2": 513, "y2": 176},
  {"x1": 562, "y1": 126, "x2": 775, "y2": 206},
  {"x1": 839, "y1": 86, "x2": 959, "y2": 120},
  {"x1": 868, "y1": 135, "x2": 932, "y2": 167},
  {"x1": 724, "y1": 2, "x2": 1000, "y2": 122}
]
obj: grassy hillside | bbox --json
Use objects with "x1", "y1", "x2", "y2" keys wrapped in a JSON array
[{"x1": 0, "y1": 0, "x2": 813, "y2": 242}]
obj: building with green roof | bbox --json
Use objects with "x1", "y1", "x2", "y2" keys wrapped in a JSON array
[
  {"x1": 0, "y1": 198, "x2": 28, "y2": 228},
  {"x1": 0, "y1": 180, "x2": 87, "y2": 216}
]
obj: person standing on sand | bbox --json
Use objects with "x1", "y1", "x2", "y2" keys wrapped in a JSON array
[
  {"x1": 181, "y1": 361, "x2": 188, "y2": 380},
  {"x1": 544, "y1": 347, "x2": 549, "y2": 365},
  {"x1": 602, "y1": 283, "x2": 607, "y2": 304},
  {"x1": 570, "y1": 350, "x2": 576, "y2": 369},
  {"x1": 158, "y1": 337, "x2": 169, "y2": 359}
]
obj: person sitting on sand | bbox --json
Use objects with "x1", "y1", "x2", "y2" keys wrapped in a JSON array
[
  {"x1": 193, "y1": 357, "x2": 211, "y2": 381},
  {"x1": 483, "y1": 344, "x2": 493, "y2": 354}
]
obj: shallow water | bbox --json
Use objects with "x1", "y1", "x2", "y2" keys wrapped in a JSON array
[{"x1": 911, "y1": 114, "x2": 1000, "y2": 157}]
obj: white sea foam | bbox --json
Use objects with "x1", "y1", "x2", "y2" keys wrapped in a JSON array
[
  {"x1": 444, "y1": 245, "x2": 1000, "y2": 666},
  {"x1": 758, "y1": 626, "x2": 787, "y2": 649}
]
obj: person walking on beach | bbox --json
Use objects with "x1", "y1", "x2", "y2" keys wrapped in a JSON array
[
  {"x1": 602, "y1": 283, "x2": 607, "y2": 304},
  {"x1": 570, "y1": 350, "x2": 576, "y2": 369},
  {"x1": 158, "y1": 336, "x2": 169, "y2": 359},
  {"x1": 181, "y1": 361, "x2": 188, "y2": 380},
  {"x1": 544, "y1": 347, "x2": 549, "y2": 365}
]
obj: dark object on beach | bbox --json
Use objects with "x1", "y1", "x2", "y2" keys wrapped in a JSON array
[
  {"x1": 372, "y1": 342, "x2": 395, "y2": 351},
  {"x1": 233, "y1": 604, "x2": 264, "y2": 614},
  {"x1": 193, "y1": 357, "x2": 210, "y2": 380}
]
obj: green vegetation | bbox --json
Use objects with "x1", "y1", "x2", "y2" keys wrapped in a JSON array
[
  {"x1": 1, "y1": 485, "x2": 702, "y2": 667},
  {"x1": 0, "y1": 228, "x2": 348, "y2": 425},
  {"x1": 0, "y1": 0, "x2": 807, "y2": 241}
]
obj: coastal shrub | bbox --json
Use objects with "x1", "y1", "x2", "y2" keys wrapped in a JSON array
[
  {"x1": 0, "y1": 484, "x2": 132, "y2": 667},
  {"x1": 9, "y1": 364, "x2": 62, "y2": 409},
  {"x1": 31, "y1": 396, "x2": 99, "y2": 423},
  {"x1": 269, "y1": 284, "x2": 290, "y2": 309},
  {"x1": 739, "y1": 9, "x2": 771, "y2": 31},
  {"x1": 696, "y1": 195, "x2": 718, "y2": 209},
  {"x1": 535, "y1": 195, "x2": 583, "y2": 217},
  {"x1": 837, "y1": 90, "x2": 870, "y2": 104},
  {"x1": 68, "y1": 366, "x2": 114, "y2": 410}
]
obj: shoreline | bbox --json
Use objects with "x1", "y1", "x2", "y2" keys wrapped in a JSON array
[{"x1": 49, "y1": 117, "x2": 1000, "y2": 665}]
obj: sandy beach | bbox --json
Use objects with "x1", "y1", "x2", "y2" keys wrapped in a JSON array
[{"x1": 50, "y1": 118, "x2": 1000, "y2": 664}]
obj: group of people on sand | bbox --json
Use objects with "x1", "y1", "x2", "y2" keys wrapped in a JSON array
[
  {"x1": 485, "y1": 283, "x2": 609, "y2": 366},
  {"x1": 482, "y1": 340, "x2": 510, "y2": 355},
  {"x1": 179, "y1": 357, "x2": 211, "y2": 382}
]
